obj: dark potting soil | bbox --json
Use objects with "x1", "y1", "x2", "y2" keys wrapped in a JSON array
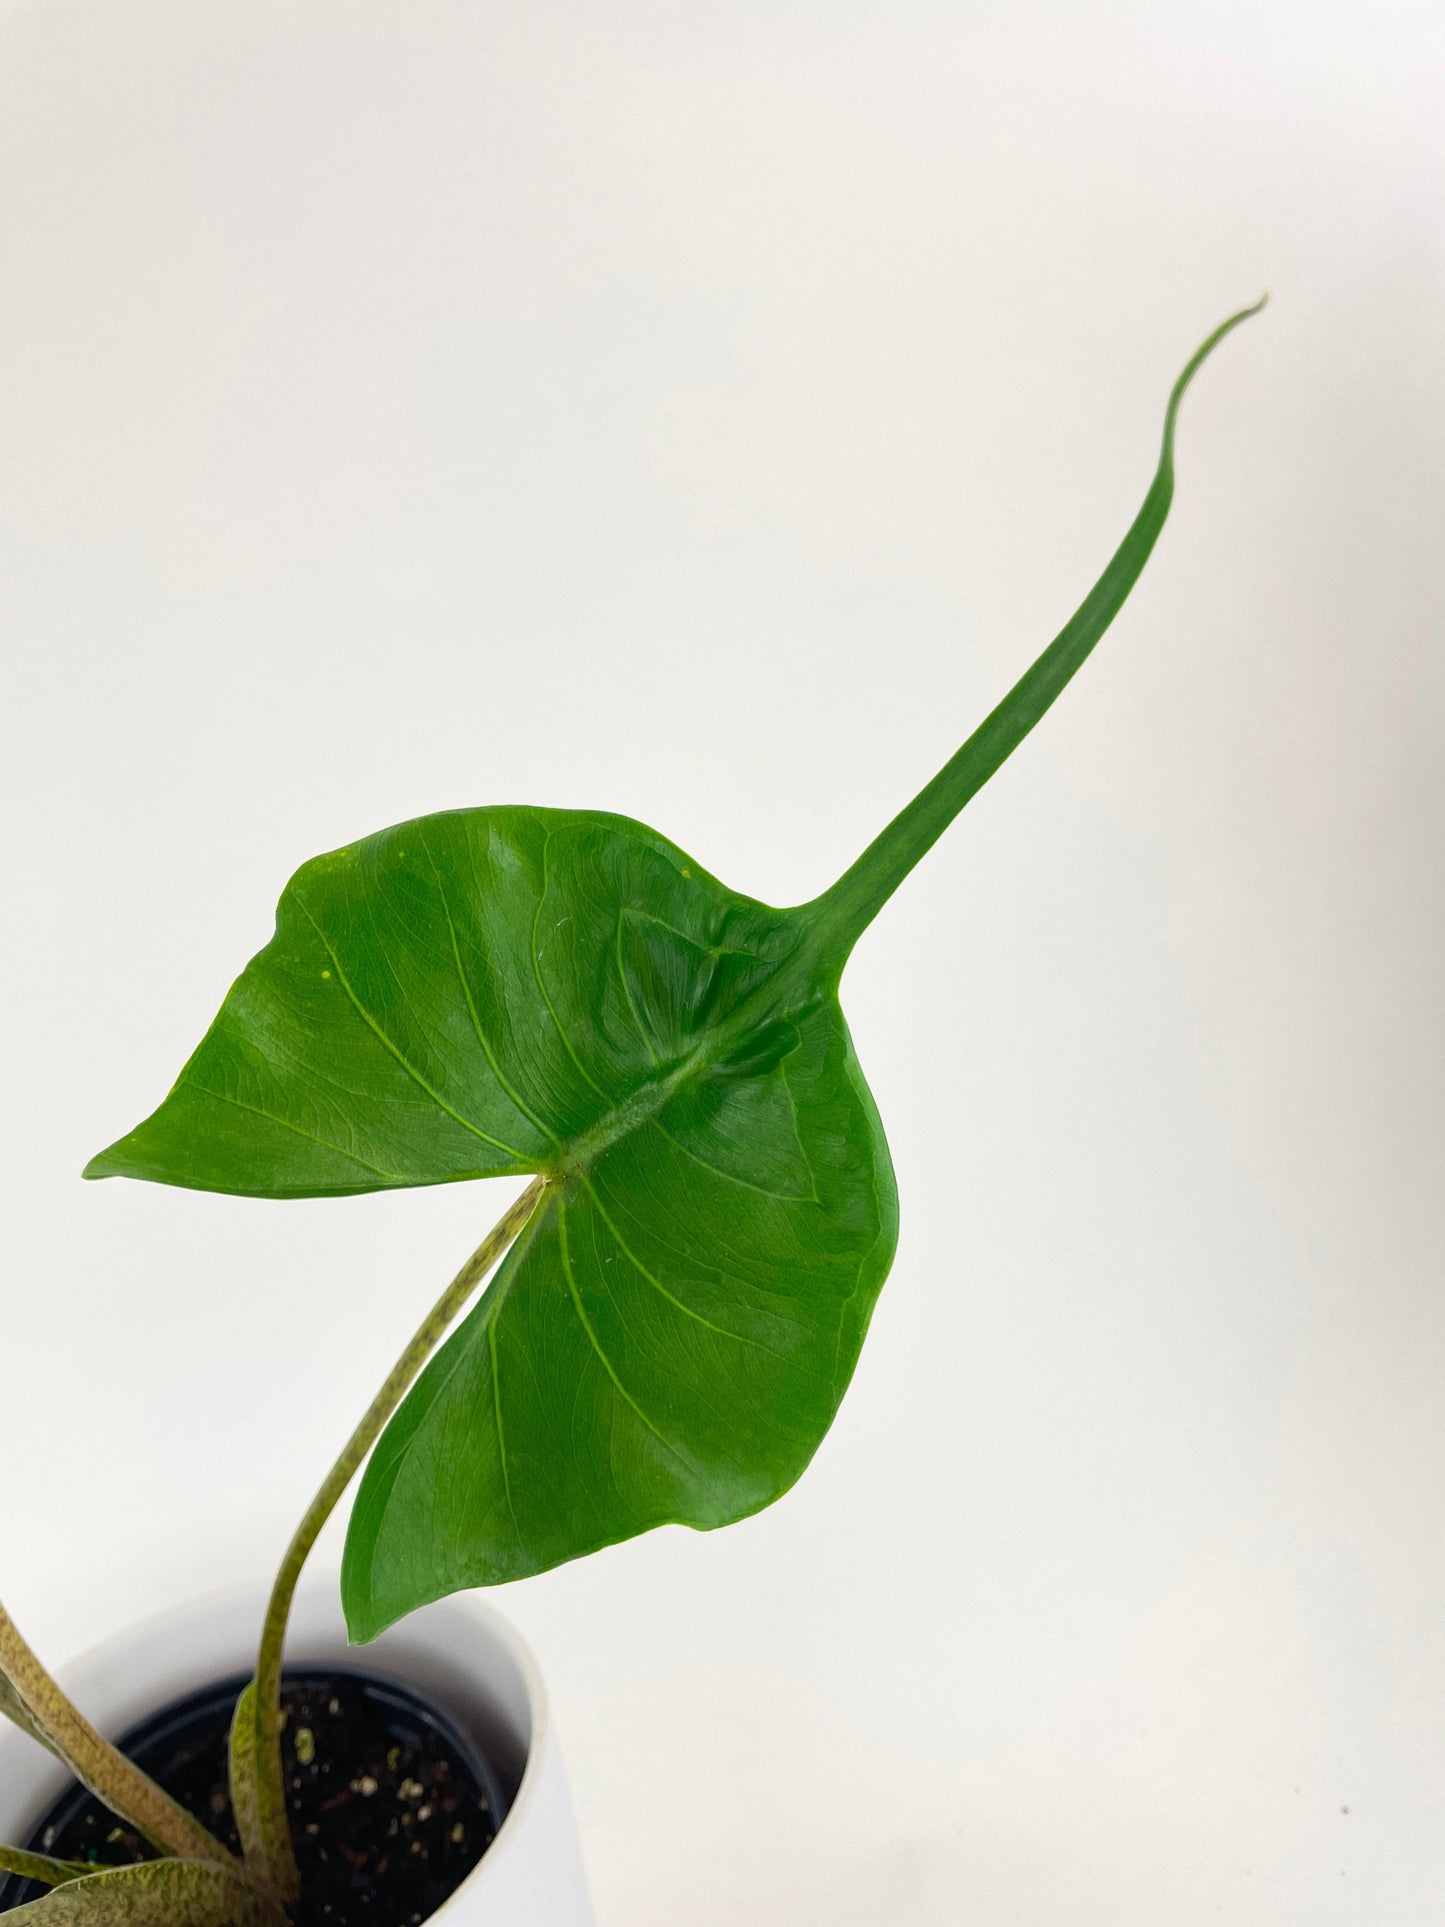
[{"x1": 0, "y1": 1670, "x2": 503, "y2": 1925}]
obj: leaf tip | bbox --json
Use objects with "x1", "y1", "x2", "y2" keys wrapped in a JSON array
[
  {"x1": 338, "y1": 1555, "x2": 384, "y2": 1648},
  {"x1": 340, "y1": 1600, "x2": 385, "y2": 1648}
]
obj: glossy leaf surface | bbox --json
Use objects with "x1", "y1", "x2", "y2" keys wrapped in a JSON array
[
  {"x1": 86, "y1": 308, "x2": 1261, "y2": 1640},
  {"x1": 91, "y1": 808, "x2": 897, "y2": 1639}
]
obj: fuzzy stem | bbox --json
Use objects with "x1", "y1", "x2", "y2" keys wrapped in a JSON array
[
  {"x1": 805, "y1": 300, "x2": 1265, "y2": 955},
  {"x1": 248, "y1": 1174, "x2": 550, "y2": 1899},
  {"x1": 0, "y1": 1604, "x2": 239, "y2": 1872}
]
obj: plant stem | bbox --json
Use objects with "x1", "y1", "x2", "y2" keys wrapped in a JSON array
[
  {"x1": 248, "y1": 1173, "x2": 550, "y2": 1898},
  {"x1": 805, "y1": 299, "x2": 1265, "y2": 956},
  {"x1": 0, "y1": 1847, "x2": 96, "y2": 1888},
  {"x1": 0, "y1": 1672, "x2": 61, "y2": 1761},
  {"x1": 0, "y1": 1603, "x2": 239, "y2": 1872}
]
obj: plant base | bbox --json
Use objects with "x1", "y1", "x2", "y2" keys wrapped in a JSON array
[
  {"x1": 0, "y1": 1669, "x2": 504, "y2": 1924},
  {"x1": 0, "y1": 1581, "x2": 596, "y2": 1927}
]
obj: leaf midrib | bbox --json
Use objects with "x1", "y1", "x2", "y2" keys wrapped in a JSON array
[{"x1": 294, "y1": 871, "x2": 832, "y2": 1191}]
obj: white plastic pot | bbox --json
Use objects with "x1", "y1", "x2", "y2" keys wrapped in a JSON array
[{"x1": 0, "y1": 1578, "x2": 596, "y2": 1926}]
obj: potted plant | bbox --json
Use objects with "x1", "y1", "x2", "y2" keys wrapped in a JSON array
[{"x1": 0, "y1": 302, "x2": 1261, "y2": 1926}]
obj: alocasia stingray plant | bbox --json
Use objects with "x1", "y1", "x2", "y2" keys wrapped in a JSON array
[{"x1": 0, "y1": 302, "x2": 1261, "y2": 1923}]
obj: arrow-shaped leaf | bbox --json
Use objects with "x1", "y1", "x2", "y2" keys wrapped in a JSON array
[{"x1": 86, "y1": 307, "x2": 1262, "y2": 1642}]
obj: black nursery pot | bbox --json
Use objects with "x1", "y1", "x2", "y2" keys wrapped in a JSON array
[
  {"x1": 0, "y1": 1670, "x2": 505, "y2": 1925},
  {"x1": 0, "y1": 1582, "x2": 597, "y2": 1925}
]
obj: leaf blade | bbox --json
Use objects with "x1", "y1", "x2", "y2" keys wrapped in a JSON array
[
  {"x1": 0, "y1": 1861, "x2": 279, "y2": 1927},
  {"x1": 87, "y1": 312, "x2": 1259, "y2": 1628},
  {"x1": 83, "y1": 809, "x2": 793, "y2": 1196},
  {"x1": 342, "y1": 997, "x2": 897, "y2": 1639}
]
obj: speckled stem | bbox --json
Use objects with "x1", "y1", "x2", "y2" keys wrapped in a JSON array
[
  {"x1": 0, "y1": 1601, "x2": 239, "y2": 1872},
  {"x1": 248, "y1": 1175, "x2": 550, "y2": 1899}
]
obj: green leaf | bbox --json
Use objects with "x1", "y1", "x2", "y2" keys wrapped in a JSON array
[
  {"x1": 92, "y1": 808, "x2": 900, "y2": 1638},
  {"x1": 85, "y1": 307, "x2": 1262, "y2": 1640},
  {"x1": 343, "y1": 981, "x2": 898, "y2": 1639},
  {"x1": 0, "y1": 1860, "x2": 281, "y2": 1926},
  {"x1": 0, "y1": 1848, "x2": 95, "y2": 1888}
]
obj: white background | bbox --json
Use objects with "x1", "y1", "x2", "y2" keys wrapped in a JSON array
[{"x1": 1, "y1": 3, "x2": 1441, "y2": 1922}]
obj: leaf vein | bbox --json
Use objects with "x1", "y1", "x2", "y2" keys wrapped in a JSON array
[
  {"x1": 556, "y1": 1197, "x2": 691, "y2": 1467},
  {"x1": 293, "y1": 895, "x2": 528, "y2": 1162},
  {"x1": 488, "y1": 1320, "x2": 522, "y2": 1545},
  {"x1": 181, "y1": 1079, "x2": 403, "y2": 1181},
  {"x1": 581, "y1": 1175, "x2": 791, "y2": 1359},
  {"x1": 529, "y1": 832, "x2": 612, "y2": 1102},
  {"x1": 649, "y1": 1118, "x2": 816, "y2": 1204},
  {"x1": 418, "y1": 824, "x2": 559, "y2": 1145},
  {"x1": 614, "y1": 916, "x2": 663, "y2": 1067}
]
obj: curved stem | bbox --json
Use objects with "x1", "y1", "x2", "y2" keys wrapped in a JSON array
[
  {"x1": 0, "y1": 1603, "x2": 239, "y2": 1872},
  {"x1": 804, "y1": 299, "x2": 1266, "y2": 956},
  {"x1": 248, "y1": 1174, "x2": 550, "y2": 1898}
]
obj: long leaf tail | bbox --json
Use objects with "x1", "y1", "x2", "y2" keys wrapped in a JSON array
[{"x1": 804, "y1": 299, "x2": 1265, "y2": 955}]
